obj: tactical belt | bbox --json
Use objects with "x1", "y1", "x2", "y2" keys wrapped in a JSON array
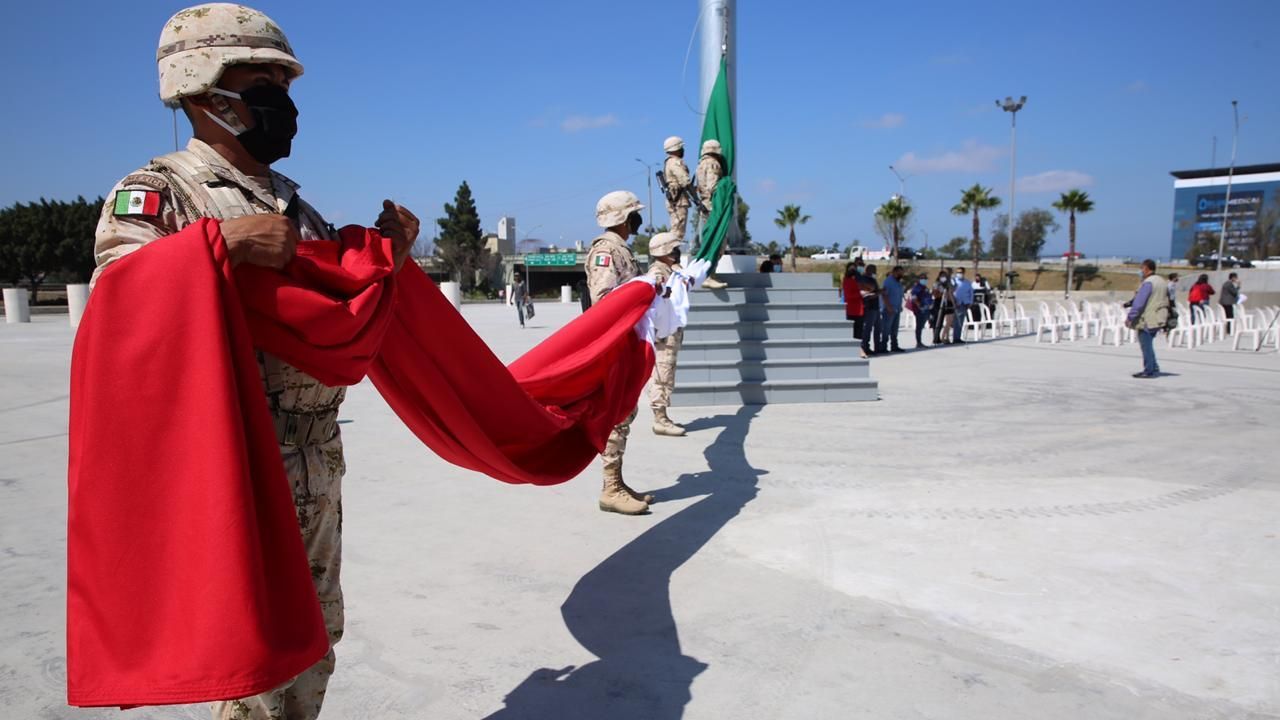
[{"x1": 273, "y1": 409, "x2": 339, "y2": 447}]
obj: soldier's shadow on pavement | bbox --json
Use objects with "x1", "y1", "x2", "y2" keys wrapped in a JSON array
[{"x1": 483, "y1": 404, "x2": 765, "y2": 720}]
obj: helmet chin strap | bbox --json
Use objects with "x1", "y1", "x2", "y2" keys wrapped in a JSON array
[{"x1": 203, "y1": 91, "x2": 249, "y2": 134}]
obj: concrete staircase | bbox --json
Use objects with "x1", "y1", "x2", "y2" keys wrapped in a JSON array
[{"x1": 670, "y1": 272, "x2": 879, "y2": 406}]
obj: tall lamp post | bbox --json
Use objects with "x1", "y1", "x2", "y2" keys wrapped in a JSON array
[
  {"x1": 635, "y1": 158, "x2": 655, "y2": 233},
  {"x1": 888, "y1": 165, "x2": 912, "y2": 198},
  {"x1": 997, "y1": 96, "x2": 1026, "y2": 293},
  {"x1": 1215, "y1": 100, "x2": 1240, "y2": 272}
]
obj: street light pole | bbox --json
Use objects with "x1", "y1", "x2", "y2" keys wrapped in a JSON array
[
  {"x1": 998, "y1": 95, "x2": 1027, "y2": 294},
  {"x1": 1215, "y1": 101, "x2": 1239, "y2": 272},
  {"x1": 888, "y1": 164, "x2": 909, "y2": 198},
  {"x1": 635, "y1": 158, "x2": 654, "y2": 233}
]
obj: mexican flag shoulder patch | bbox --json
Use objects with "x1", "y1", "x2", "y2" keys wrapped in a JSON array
[
  {"x1": 113, "y1": 189, "x2": 162, "y2": 217},
  {"x1": 593, "y1": 254, "x2": 611, "y2": 267}
]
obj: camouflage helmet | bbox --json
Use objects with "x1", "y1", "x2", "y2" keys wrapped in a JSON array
[
  {"x1": 595, "y1": 190, "x2": 644, "y2": 228},
  {"x1": 663, "y1": 136, "x2": 684, "y2": 153},
  {"x1": 701, "y1": 139, "x2": 722, "y2": 156},
  {"x1": 648, "y1": 232, "x2": 681, "y2": 258},
  {"x1": 157, "y1": 4, "x2": 303, "y2": 108}
]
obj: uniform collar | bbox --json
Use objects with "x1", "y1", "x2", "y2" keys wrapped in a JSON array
[
  {"x1": 594, "y1": 230, "x2": 627, "y2": 245},
  {"x1": 186, "y1": 138, "x2": 301, "y2": 213}
]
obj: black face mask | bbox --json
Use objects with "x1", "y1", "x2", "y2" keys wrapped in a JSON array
[
  {"x1": 209, "y1": 84, "x2": 299, "y2": 165},
  {"x1": 627, "y1": 212, "x2": 644, "y2": 235}
]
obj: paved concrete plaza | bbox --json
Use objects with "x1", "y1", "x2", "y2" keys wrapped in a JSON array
[{"x1": 2, "y1": 301, "x2": 1278, "y2": 719}]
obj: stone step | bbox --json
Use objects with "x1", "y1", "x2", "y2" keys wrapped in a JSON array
[
  {"x1": 699, "y1": 272, "x2": 838, "y2": 289},
  {"x1": 679, "y1": 338, "x2": 863, "y2": 362},
  {"x1": 682, "y1": 320, "x2": 856, "y2": 342},
  {"x1": 676, "y1": 357, "x2": 870, "y2": 383},
  {"x1": 688, "y1": 287, "x2": 840, "y2": 306},
  {"x1": 669, "y1": 378, "x2": 880, "y2": 406},
  {"x1": 688, "y1": 302, "x2": 846, "y2": 323}
]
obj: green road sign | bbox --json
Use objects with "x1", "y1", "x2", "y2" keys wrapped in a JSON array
[{"x1": 525, "y1": 252, "x2": 578, "y2": 267}]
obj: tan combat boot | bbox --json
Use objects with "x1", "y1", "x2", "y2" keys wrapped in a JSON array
[
  {"x1": 701, "y1": 276, "x2": 728, "y2": 289},
  {"x1": 600, "y1": 475, "x2": 649, "y2": 515},
  {"x1": 652, "y1": 409, "x2": 687, "y2": 437}
]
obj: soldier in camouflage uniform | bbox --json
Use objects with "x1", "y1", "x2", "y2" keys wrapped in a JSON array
[
  {"x1": 695, "y1": 140, "x2": 728, "y2": 290},
  {"x1": 645, "y1": 232, "x2": 688, "y2": 437},
  {"x1": 661, "y1": 136, "x2": 691, "y2": 244},
  {"x1": 93, "y1": 5, "x2": 419, "y2": 719},
  {"x1": 585, "y1": 191, "x2": 654, "y2": 515}
]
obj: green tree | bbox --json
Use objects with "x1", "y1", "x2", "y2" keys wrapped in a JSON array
[
  {"x1": 434, "y1": 181, "x2": 489, "y2": 291},
  {"x1": 1052, "y1": 189, "x2": 1095, "y2": 298},
  {"x1": 737, "y1": 198, "x2": 752, "y2": 246},
  {"x1": 773, "y1": 204, "x2": 811, "y2": 271},
  {"x1": 951, "y1": 184, "x2": 1001, "y2": 274},
  {"x1": 990, "y1": 208, "x2": 1060, "y2": 261},
  {"x1": 939, "y1": 236, "x2": 969, "y2": 258},
  {"x1": 875, "y1": 196, "x2": 913, "y2": 264},
  {"x1": 0, "y1": 197, "x2": 101, "y2": 302}
]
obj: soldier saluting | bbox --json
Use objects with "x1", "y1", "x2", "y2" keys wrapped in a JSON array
[
  {"x1": 91, "y1": 5, "x2": 419, "y2": 718},
  {"x1": 585, "y1": 191, "x2": 655, "y2": 515}
]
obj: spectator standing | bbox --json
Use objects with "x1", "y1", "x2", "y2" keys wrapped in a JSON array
[
  {"x1": 513, "y1": 276, "x2": 528, "y2": 328},
  {"x1": 1125, "y1": 259, "x2": 1170, "y2": 378},
  {"x1": 908, "y1": 274, "x2": 934, "y2": 348},
  {"x1": 882, "y1": 266, "x2": 906, "y2": 353},
  {"x1": 932, "y1": 270, "x2": 954, "y2": 344},
  {"x1": 1166, "y1": 273, "x2": 1179, "y2": 304},
  {"x1": 841, "y1": 263, "x2": 867, "y2": 358},
  {"x1": 859, "y1": 264, "x2": 883, "y2": 355},
  {"x1": 952, "y1": 268, "x2": 974, "y2": 344},
  {"x1": 1220, "y1": 272, "x2": 1241, "y2": 334},
  {"x1": 1187, "y1": 273, "x2": 1214, "y2": 309}
]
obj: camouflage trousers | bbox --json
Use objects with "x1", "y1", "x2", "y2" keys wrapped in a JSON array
[
  {"x1": 666, "y1": 200, "x2": 689, "y2": 243},
  {"x1": 649, "y1": 328, "x2": 684, "y2": 412},
  {"x1": 602, "y1": 406, "x2": 638, "y2": 479},
  {"x1": 212, "y1": 433, "x2": 346, "y2": 720}
]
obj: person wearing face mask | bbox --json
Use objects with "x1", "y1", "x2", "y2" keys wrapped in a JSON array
[
  {"x1": 645, "y1": 232, "x2": 689, "y2": 437},
  {"x1": 90, "y1": 5, "x2": 420, "y2": 718},
  {"x1": 932, "y1": 271, "x2": 954, "y2": 344},
  {"x1": 693, "y1": 140, "x2": 729, "y2": 289},
  {"x1": 585, "y1": 191, "x2": 654, "y2": 515},
  {"x1": 908, "y1": 274, "x2": 934, "y2": 348}
]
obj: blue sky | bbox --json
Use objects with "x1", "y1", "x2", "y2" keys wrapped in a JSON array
[{"x1": 3, "y1": 0, "x2": 1279, "y2": 259}]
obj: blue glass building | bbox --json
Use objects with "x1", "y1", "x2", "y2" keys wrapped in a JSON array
[{"x1": 1170, "y1": 163, "x2": 1280, "y2": 260}]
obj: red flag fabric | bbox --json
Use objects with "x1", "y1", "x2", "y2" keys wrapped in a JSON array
[{"x1": 67, "y1": 219, "x2": 655, "y2": 707}]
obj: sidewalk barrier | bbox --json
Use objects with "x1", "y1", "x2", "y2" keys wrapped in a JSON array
[
  {"x1": 67, "y1": 284, "x2": 90, "y2": 328},
  {"x1": 440, "y1": 281, "x2": 462, "y2": 310},
  {"x1": 3, "y1": 288, "x2": 30, "y2": 324}
]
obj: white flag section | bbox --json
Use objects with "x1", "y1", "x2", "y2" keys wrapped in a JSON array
[{"x1": 622, "y1": 260, "x2": 706, "y2": 345}]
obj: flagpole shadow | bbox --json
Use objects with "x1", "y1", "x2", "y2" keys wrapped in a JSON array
[{"x1": 483, "y1": 404, "x2": 764, "y2": 720}]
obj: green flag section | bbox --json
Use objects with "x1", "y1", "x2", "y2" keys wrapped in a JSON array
[{"x1": 695, "y1": 56, "x2": 735, "y2": 264}]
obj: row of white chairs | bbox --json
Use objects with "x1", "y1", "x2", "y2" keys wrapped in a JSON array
[{"x1": 1029, "y1": 297, "x2": 1280, "y2": 353}]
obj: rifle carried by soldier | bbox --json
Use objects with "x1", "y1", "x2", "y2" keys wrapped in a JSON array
[{"x1": 656, "y1": 170, "x2": 708, "y2": 215}]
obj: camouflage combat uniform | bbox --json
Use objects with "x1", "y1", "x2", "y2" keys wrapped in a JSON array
[
  {"x1": 585, "y1": 229, "x2": 640, "y2": 475},
  {"x1": 694, "y1": 153, "x2": 723, "y2": 254},
  {"x1": 663, "y1": 155, "x2": 692, "y2": 243},
  {"x1": 645, "y1": 259, "x2": 684, "y2": 418},
  {"x1": 93, "y1": 137, "x2": 346, "y2": 720}
]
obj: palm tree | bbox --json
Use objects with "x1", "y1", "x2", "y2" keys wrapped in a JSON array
[
  {"x1": 950, "y1": 184, "x2": 1001, "y2": 274},
  {"x1": 875, "y1": 196, "x2": 912, "y2": 264},
  {"x1": 774, "y1": 204, "x2": 811, "y2": 270},
  {"x1": 1052, "y1": 189, "x2": 1095, "y2": 298}
]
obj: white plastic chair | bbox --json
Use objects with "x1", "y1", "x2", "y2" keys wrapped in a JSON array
[
  {"x1": 1013, "y1": 303, "x2": 1034, "y2": 335},
  {"x1": 994, "y1": 304, "x2": 1017, "y2": 337}
]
